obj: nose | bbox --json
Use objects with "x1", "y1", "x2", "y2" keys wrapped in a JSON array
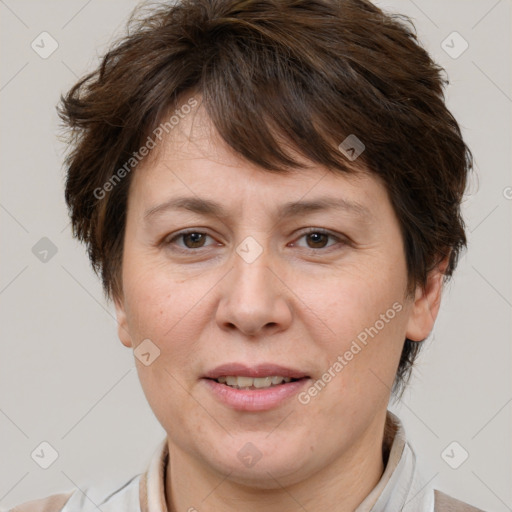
[{"x1": 215, "y1": 246, "x2": 293, "y2": 337}]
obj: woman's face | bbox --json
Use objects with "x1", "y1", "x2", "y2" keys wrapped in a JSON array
[{"x1": 114, "y1": 103, "x2": 434, "y2": 488}]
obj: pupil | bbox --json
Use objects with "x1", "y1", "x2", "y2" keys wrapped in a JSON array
[
  {"x1": 185, "y1": 233, "x2": 204, "y2": 247},
  {"x1": 308, "y1": 233, "x2": 327, "y2": 248}
]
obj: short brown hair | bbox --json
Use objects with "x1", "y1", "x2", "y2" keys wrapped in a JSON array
[{"x1": 58, "y1": 0, "x2": 473, "y2": 393}]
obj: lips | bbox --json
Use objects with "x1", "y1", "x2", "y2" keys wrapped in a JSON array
[
  {"x1": 203, "y1": 362, "x2": 309, "y2": 380},
  {"x1": 202, "y1": 363, "x2": 311, "y2": 410},
  {"x1": 203, "y1": 375, "x2": 310, "y2": 412}
]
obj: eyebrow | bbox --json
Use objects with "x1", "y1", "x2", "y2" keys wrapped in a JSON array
[{"x1": 144, "y1": 195, "x2": 371, "y2": 222}]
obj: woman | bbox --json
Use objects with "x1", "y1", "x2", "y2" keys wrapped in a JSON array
[{"x1": 14, "y1": 0, "x2": 481, "y2": 510}]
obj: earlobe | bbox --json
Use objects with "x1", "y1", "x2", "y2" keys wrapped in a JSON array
[
  {"x1": 405, "y1": 256, "x2": 449, "y2": 342},
  {"x1": 114, "y1": 296, "x2": 133, "y2": 348}
]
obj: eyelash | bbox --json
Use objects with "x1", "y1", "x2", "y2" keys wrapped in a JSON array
[{"x1": 164, "y1": 228, "x2": 347, "y2": 253}]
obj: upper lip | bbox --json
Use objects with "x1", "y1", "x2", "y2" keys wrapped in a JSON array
[{"x1": 203, "y1": 363, "x2": 309, "y2": 380}]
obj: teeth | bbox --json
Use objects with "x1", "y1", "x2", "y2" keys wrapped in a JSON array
[
  {"x1": 216, "y1": 376, "x2": 294, "y2": 389},
  {"x1": 254, "y1": 377, "x2": 273, "y2": 388}
]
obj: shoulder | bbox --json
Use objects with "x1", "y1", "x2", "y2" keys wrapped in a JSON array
[
  {"x1": 10, "y1": 473, "x2": 142, "y2": 512},
  {"x1": 434, "y1": 489, "x2": 486, "y2": 512}
]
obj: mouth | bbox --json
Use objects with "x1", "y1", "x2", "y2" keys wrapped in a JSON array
[
  {"x1": 201, "y1": 363, "x2": 311, "y2": 410},
  {"x1": 203, "y1": 362, "x2": 310, "y2": 384},
  {"x1": 207, "y1": 375, "x2": 307, "y2": 390}
]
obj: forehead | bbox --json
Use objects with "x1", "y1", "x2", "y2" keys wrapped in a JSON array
[{"x1": 129, "y1": 102, "x2": 388, "y2": 221}]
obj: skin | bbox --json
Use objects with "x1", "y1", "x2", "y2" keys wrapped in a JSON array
[{"x1": 114, "y1": 99, "x2": 446, "y2": 512}]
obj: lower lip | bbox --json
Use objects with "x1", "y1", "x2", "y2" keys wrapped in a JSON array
[{"x1": 202, "y1": 378, "x2": 310, "y2": 412}]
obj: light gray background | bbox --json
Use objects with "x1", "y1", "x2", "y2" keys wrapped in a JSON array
[{"x1": 1, "y1": 0, "x2": 510, "y2": 510}]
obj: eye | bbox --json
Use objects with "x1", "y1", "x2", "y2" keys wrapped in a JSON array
[
  {"x1": 164, "y1": 228, "x2": 346, "y2": 253},
  {"x1": 165, "y1": 230, "x2": 219, "y2": 251},
  {"x1": 291, "y1": 229, "x2": 345, "y2": 250}
]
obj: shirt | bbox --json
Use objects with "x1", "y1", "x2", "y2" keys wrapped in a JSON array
[{"x1": 11, "y1": 411, "x2": 484, "y2": 512}]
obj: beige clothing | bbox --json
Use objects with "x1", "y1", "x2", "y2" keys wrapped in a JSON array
[{"x1": 10, "y1": 412, "x2": 484, "y2": 512}]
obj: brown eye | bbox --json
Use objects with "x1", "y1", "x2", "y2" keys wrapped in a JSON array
[
  {"x1": 305, "y1": 232, "x2": 329, "y2": 249},
  {"x1": 290, "y1": 229, "x2": 346, "y2": 252},
  {"x1": 181, "y1": 232, "x2": 208, "y2": 248},
  {"x1": 164, "y1": 230, "x2": 217, "y2": 252}
]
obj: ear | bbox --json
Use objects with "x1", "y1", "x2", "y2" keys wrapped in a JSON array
[
  {"x1": 405, "y1": 255, "x2": 450, "y2": 342},
  {"x1": 113, "y1": 294, "x2": 133, "y2": 348}
]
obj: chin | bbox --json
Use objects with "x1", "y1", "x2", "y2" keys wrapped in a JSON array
[{"x1": 202, "y1": 436, "x2": 314, "y2": 488}]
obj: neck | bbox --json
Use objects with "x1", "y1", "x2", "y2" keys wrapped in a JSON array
[{"x1": 165, "y1": 411, "x2": 389, "y2": 512}]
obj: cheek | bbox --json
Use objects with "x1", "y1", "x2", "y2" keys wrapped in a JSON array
[
  {"x1": 121, "y1": 267, "x2": 208, "y2": 425},
  {"x1": 121, "y1": 254, "x2": 220, "y2": 376},
  {"x1": 307, "y1": 261, "x2": 406, "y2": 338},
  {"x1": 302, "y1": 257, "x2": 408, "y2": 387},
  {"x1": 122, "y1": 249, "x2": 196, "y2": 336}
]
